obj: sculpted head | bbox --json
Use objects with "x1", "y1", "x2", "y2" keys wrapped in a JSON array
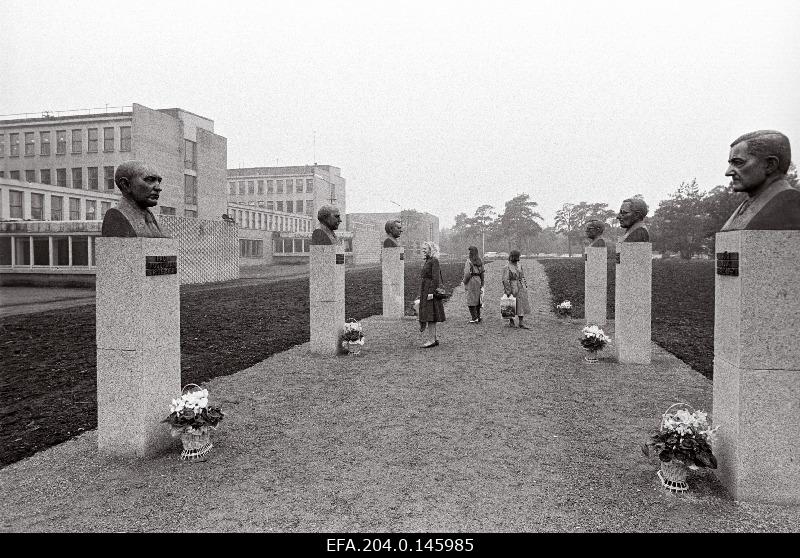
[
  {"x1": 617, "y1": 198, "x2": 648, "y2": 230},
  {"x1": 317, "y1": 205, "x2": 341, "y2": 231},
  {"x1": 585, "y1": 219, "x2": 605, "y2": 240},
  {"x1": 726, "y1": 130, "x2": 791, "y2": 195},
  {"x1": 115, "y1": 161, "x2": 162, "y2": 209},
  {"x1": 385, "y1": 219, "x2": 403, "y2": 239}
]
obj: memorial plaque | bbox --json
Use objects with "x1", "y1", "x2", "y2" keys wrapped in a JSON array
[
  {"x1": 336, "y1": 253, "x2": 345, "y2": 264},
  {"x1": 145, "y1": 255, "x2": 177, "y2": 276},
  {"x1": 716, "y1": 251, "x2": 739, "y2": 276},
  {"x1": 615, "y1": 252, "x2": 621, "y2": 264},
  {"x1": 400, "y1": 253, "x2": 404, "y2": 260}
]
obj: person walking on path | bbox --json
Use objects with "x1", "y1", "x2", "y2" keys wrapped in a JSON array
[
  {"x1": 418, "y1": 241, "x2": 446, "y2": 347},
  {"x1": 502, "y1": 250, "x2": 532, "y2": 329},
  {"x1": 463, "y1": 246, "x2": 485, "y2": 324}
]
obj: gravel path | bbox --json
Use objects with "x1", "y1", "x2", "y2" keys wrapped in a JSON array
[{"x1": 1, "y1": 260, "x2": 798, "y2": 532}]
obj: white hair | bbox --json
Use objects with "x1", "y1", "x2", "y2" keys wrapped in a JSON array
[{"x1": 422, "y1": 241, "x2": 440, "y2": 258}]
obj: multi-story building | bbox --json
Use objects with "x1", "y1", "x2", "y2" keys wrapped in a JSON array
[
  {"x1": 0, "y1": 103, "x2": 228, "y2": 220},
  {"x1": 346, "y1": 211, "x2": 440, "y2": 261},
  {"x1": 226, "y1": 165, "x2": 347, "y2": 230}
]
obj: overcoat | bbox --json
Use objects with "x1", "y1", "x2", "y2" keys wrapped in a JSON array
[
  {"x1": 462, "y1": 259, "x2": 484, "y2": 307},
  {"x1": 418, "y1": 256, "x2": 446, "y2": 323},
  {"x1": 502, "y1": 261, "x2": 532, "y2": 316}
]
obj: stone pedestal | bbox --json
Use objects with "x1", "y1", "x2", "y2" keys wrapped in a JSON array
[
  {"x1": 309, "y1": 244, "x2": 346, "y2": 354},
  {"x1": 381, "y1": 246, "x2": 404, "y2": 318},
  {"x1": 712, "y1": 230, "x2": 800, "y2": 504},
  {"x1": 614, "y1": 242, "x2": 651, "y2": 364},
  {"x1": 584, "y1": 246, "x2": 607, "y2": 326},
  {"x1": 95, "y1": 237, "x2": 181, "y2": 458}
]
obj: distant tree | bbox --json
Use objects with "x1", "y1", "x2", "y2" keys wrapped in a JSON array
[
  {"x1": 464, "y1": 204, "x2": 496, "y2": 253},
  {"x1": 788, "y1": 161, "x2": 799, "y2": 189},
  {"x1": 497, "y1": 194, "x2": 543, "y2": 252},
  {"x1": 553, "y1": 201, "x2": 616, "y2": 257},
  {"x1": 699, "y1": 184, "x2": 746, "y2": 252},
  {"x1": 650, "y1": 180, "x2": 710, "y2": 259},
  {"x1": 531, "y1": 227, "x2": 569, "y2": 254}
]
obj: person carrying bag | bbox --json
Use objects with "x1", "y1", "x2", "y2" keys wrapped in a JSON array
[
  {"x1": 463, "y1": 246, "x2": 485, "y2": 323},
  {"x1": 501, "y1": 250, "x2": 532, "y2": 329}
]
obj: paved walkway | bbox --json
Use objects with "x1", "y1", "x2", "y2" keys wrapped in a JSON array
[{"x1": 1, "y1": 260, "x2": 797, "y2": 532}]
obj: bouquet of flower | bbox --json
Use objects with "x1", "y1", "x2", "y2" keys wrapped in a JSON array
[
  {"x1": 580, "y1": 325, "x2": 610, "y2": 352},
  {"x1": 641, "y1": 406, "x2": 718, "y2": 469},
  {"x1": 556, "y1": 300, "x2": 572, "y2": 316},
  {"x1": 342, "y1": 319, "x2": 365, "y2": 344},
  {"x1": 162, "y1": 385, "x2": 224, "y2": 437}
]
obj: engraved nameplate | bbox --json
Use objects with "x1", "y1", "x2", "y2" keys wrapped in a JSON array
[
  {"x1": 336, "y1": 254, "x2": 344, "y2": 264},
  {"x1": 615, "y1": 253, "x2": 620, "y2": 264},
  {"x1": 145, "y1": 255, "x2": 177, "y2": 276},
  {"x1": 584, "y1": 253, "x2": 588, "y2": 261},
  {"x1": 716, "y1": 251, "x2": 739, "y2": 276},
  {"x1": 400, "y1": 253, "x2": 404, "y2": 260}
]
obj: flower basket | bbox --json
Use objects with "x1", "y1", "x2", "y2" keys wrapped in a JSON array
[
  {"x1": 180, "y1": 426, "x2": 213, "y2": 461},
  {"x1": 162, "y1": 384, "x2": 224, "y2": 461},
  {"x1": 658, "y1": 459, "x2": 689, "y2": 493},
  {"x1": 341, "y1": 318, "x2": 365, "y2": 355},
  {"x1": 580, "y1": 325, "x2": 609, "y2": 363},
  {"x1": 556, "y1": 300, "x2": 572, "y2": 317}
]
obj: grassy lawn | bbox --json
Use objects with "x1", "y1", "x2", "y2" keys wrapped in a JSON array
[
  {"x1": 0, "y1": 261, "x2": 465, "y2": 469},
  {"x1": 539, "y1": 257, "x2": 715, "y2": 379}
]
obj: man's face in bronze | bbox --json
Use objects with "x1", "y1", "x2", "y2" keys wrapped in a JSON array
[
  {"x1": 725, "y1": 141, "x2": 769, "y2": 194},
  {"x1": 390, "y1": 221, "x2": 403, "y2": 238},
  {"x1": 617, "y1": 202, "x2": 638, "y2": 230},
  {"x1": 585, "y1": 223, "x2": 602, "y2": 240},
  {"x1": 121, "y1": 165, "x2": 162, "y2": 208},
  {"x1": 324, "y1": 209, "x2": 341, "y2": 231}
]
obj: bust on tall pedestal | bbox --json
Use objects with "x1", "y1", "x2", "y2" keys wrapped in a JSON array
[
  {"x1": 311, "y1": 205, "x2": 342, "y2": 245},
  {"x1": 101, "y1": 160, "x2": 168, "y2": 238},
  {"x1": 584, "y1": 219, "x2": 607, "y2": 247},
  {"x1": 721, "y1": 130, "x2": 800, "y2": 231},
  {"x1": 383, "y1": 218, "x2": 403, "y2": 247},
  {"x1": 617, "y1": 198, "x2": 650, "y2": 243}
]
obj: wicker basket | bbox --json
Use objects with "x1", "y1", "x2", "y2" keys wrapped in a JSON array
[
  {"x1": 655, "y1": 402, "x2": 695, "y2": 492},
  {"x1": 177, "y1": 384, "x2": 214, "y2": 461}
]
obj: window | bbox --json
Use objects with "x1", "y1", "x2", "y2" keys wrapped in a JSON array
[
  {"x1": 51, "y1": 196, "x2": 63, "y2": 220},
  {"x1": 120, "y1": 126, "x2": 131, "y2": 151},
  {"x1": 296, "y1": 200, "x2": 303, "y2": 214},
  {"x1": 72, "y1": 236, "x2": 88, "y2": 266},
  {"x1": 229, "y1": 182, "x2": 236, "y2": 195},
  {"x1": 160, "y1": 206, "x2": 176, "y2": 215},
  {"x1": 247, "y1": 181, "x2": 254, "y2": 194},
  {"x1": 104, "y1": 166, "x2": 115, "y2": 189},
  {"x1": 266, "y1": 201, "x2": 274, "y2": 210},
  {"x1": 71, "y1": 129, "x2": 82, "y2": 153},
  {"x1": 53, "y1": 236, "x2": 69, "y2": 265},
  {"x1": 306, "y1": 178, "x2": 313, "y2": 192},
  {"x1": 257, "y1": 200, "x2": 264, "y2": 208},
  {"x1": 0, "y1": 171, "x2": 4, "y2": 177},
  {"x1": 25, "y1": 132, "x2": 35, "y2": 156},
  {"x1": 9, "y1": 190, "x2": 23, "y2": 218},
  {"x1": 0, "y1": 237, "x2": 12, "y2": 265},
  {"x1": 306, "y1": 200, "x2": 314, "y2": 215},
  {"x1": 30, "y1": 193, "x2": 44, "y2": 219},
  {"x1": 257, "y1": 180, "x2": 264, "y2": 194},
  {"x1": 87, "y1": 128, "x2": 98, "y2": 152},
  {"x1": 277, "y1": 180, "x2": 284, "y2": 193},
  {"x1": 14, "y1": 237, "x2": 30, "y2": 265},
  {"x1": 56, "y1": 168, "x2": 67, "y2": 188},
  {"x1": 0, "y1": 134, "x2": 5, "y2": 156},
  {"x1": 240, "y1": 239, "x2": 263, "y2": 258},
  {"x1": 72, "y1": 167, "x2": 83, "y2": 189},
  {"x1": 103, "y1": 127, "x2": 114, "y2": 151},
  {"x1": 267, "y1": 180, "x2": 274, "y2": 193},
  {"x1": 184, "y1": 209, "x2": 197, "y2": 218},
  {"x1": 183, "y1": 139, "x2": 195, "y2": 168},
  {"x1": 10, "y1": 170, "x2": 20, "y2": 180},
  {"x1": 56, "y1": 130, "x2": 66, "y2": 154},
  {"x1": 184, "y1": 175, "x2": 197, "y2": 204},
  {"x1": 69, "y1": 197, "x2": 80, "y2": 220},
  {"x1": 330, "y1": 185, "x2": 336, "y2": 200},
  {"x1": 25, "y1": 170, "x2": 36, "y2": 182},
  {"x1": 286, "y1": 201, "x2": 293, "y2": 213},
  {"x1": 33, "y1": 237, "x2": 49, "y2": 265},
  {"x1": 85, "y1": 200, "x2": 97, "y2": 220},
  {"x1": 9, "y1": 133, "x2": 20, "y2": 156},
  {"x1": 40, "y1": 169, "x2": 51, "y2": 184},
  {"x1": 88, "y1": 167, "x2": 99, "y2": 190},
  {"x1": 40, "y1": 132, "x2": 51, "y2": 155},
  {"x1": 238, "y1": 181, "x2": 245, "y2": 195},
  {"x1": 296, "y1": 179, "x2": 303, "y2": 193},
  {"x1": 276, "y1": 201, "x2": 284, "y2": 212},
  {"x1": 100, "y1": 201, "x2": 111, "y2": 219}
]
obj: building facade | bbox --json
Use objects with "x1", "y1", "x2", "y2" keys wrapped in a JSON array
[
  {"x1": 346, "y1": 211, "x2": 440, "y2": 260},
  {"x1": 0, "y1": 103, "x2": 228, "y2": 221}
]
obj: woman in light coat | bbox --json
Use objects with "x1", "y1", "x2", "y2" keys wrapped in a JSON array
[
  {"x1": 418, "y1": 241, "x2": 446, "y2": 347},
  {"x1": 463, "y1": 246, "x2": 485, "y2": 323},
  {"x1": 501, "y1": 250, "x2": 532, "y2": 329}
]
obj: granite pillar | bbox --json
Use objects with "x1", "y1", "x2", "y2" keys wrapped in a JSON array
[
  {"x1": 584, "y1": 246, "x2": 607, "y2": 326},
  {"x1": 712, "y1": 230, "x2": 800, "y2": 504},
  {"x1": 381, "y1": 246, "x2": 404, "y2": 318},
  {"x1": 614, "y1": 242, "x2": 651, "y2": 364},
  {"x1": 95, "y1": 237, "x2": 181, "y2": 458},
  {"x1": 309, "y1": 244, "x2": 346, "y2": 354}
]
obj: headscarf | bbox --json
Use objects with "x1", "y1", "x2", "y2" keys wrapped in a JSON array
[{"x1": 422, "y1": 241, "x2": 440, "y2": 259}]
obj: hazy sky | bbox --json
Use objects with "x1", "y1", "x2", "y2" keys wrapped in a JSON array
[{"x1": 2, "y1": 0, "x2": 798, "y2": 228}]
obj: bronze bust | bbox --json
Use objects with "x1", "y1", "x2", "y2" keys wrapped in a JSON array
[
  {"x1": 383, "y1": 219, "x2": 403, "y2": 247},
  {"x1": 617, "y1": 198, "x2": 650, "y2": 242},
  {"x1": 585, "y1": 219, "x2": 606, "y2": 247},
  {"x1": 721, "y1": 130, "x2": 800, "y2": 231},
  {"x1": 101, "y1": 161, "x2": 167, "y2": 238},
  {"x1": 310, "y1": 205, "x2": 341, "y2": 245}
]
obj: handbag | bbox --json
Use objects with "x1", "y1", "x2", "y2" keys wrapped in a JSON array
[
  {"x1": 433, "y1": 268, "x2": 450, "y2": 299},
  {"x1": 500, "y1": 294, "x2": 517, "y2": 318}
]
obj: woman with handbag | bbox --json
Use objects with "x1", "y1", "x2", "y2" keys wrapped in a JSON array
[
  {"x1": 463, "y1": 246, "x2": 485, "y2": 324},
  {"x1": 418, "y1": 241, "x2": 446, "y2": 348},
  {"x1": 502, "y1": 250, "x2": 532, "y2": 329}
]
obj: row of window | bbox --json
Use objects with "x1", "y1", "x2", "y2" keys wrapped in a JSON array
[
  {"x1": 6, "y1": 189, "x2": 112, "y2": 220},
  {"x1": 0, "y1": 127, "x2": 131, "y2": 157},
  {"x1": 1, "y1": 166, "x2": 116, "y2": 190},
  {"x1": 229, "y1": 208, "x2": 310, "y2": 232},
  {"x1": 229, "y1": 178, "x2": 314, "y2": 195},
  {"x1": 236, "y1": 199, "x2": 314, "y2": 215},
  {"x1": 0, "y1": 235, "x2": 96, "y2": 267},
  {"x1": 273, "y1": 237, "x2": 353, "y2": 253}
]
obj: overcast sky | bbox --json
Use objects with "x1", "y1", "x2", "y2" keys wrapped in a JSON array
[{"x1": 2, "y1": 0, "x2": 798, "y2": 228}]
